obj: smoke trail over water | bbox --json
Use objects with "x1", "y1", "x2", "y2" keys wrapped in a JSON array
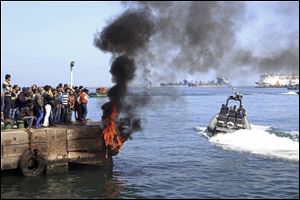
[{"x1": 124, "y1": 1, "x2": 299, "y2": 83}]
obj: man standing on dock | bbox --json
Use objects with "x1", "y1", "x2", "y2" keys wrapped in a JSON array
[
  {"x1": 61, "y1": 85, "x2": 70, "y2": 123},
  {"x1": 2, "y1": 74, "x2": 12, "y2": 121},
  {"x1": 79, "y1": 88, "x2": 89, "y2": 123}
]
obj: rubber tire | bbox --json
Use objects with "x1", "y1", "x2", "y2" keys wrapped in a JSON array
[
  {"x1": 18, "y1": 149, "x2": 47, "y2": 176},
  {"x1": 107, "y1": 147, "x2": 119, "y2": 156}
]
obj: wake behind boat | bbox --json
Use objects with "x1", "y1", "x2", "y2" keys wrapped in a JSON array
[{"x1": 207, "y1": 93, "x2": 251, "y2": 137}]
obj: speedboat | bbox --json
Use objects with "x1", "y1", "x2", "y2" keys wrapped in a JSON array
[
  {"x1": 95, "y1": 87, "x2": 108, "y2": 97},
  {"x1": 89, "y1": 87, "x2": 108, "y2": 97},
  {"x1": 207, "y1": 93, "x2": 251, "y2": 137}
]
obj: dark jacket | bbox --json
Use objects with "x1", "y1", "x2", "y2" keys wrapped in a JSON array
[
  {"x1": 19, "y1": 106, "x2": 34, "y2": 119},
  {"x1": 43, "y1": 92, "x2": 54, "y2": 107},
  {"x1": 15, "y1": 92, "x2": 27, "y2": 109},
  {"x1": 34, "y1": 93, "x2": 44, "y2": 110}
]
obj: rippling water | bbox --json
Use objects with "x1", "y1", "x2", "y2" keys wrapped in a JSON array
[{"x1": 1, "y1": 87, "x2": 299, "y2": 198}]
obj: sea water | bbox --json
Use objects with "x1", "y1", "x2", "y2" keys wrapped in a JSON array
[{"x1": 1, "y1": 87, "x2": 299, "y2": 198}]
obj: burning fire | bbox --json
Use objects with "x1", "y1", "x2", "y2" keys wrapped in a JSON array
[{"x1": 102, "y1": 104, "x2": 125, "y2": 157}]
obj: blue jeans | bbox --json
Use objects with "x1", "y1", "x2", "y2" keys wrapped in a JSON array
[
  {"x1": 9, "y1": 108, "x2": 18, "y2": 126},
  {"x1": 81, "y1": 104, "x2": 87, "y2": 120},
  {"x1": 62, "y1": 105, "x2": 70, "y2": 123},
  {"x1": 35, "y1": 109, "x2": 44, "y2": 127},
  {"x1": 53, "y1": 107, "x2": 61, "y2": 123},
  {"x1": 23, "y1": 116, "x2": 34, "y2": 129}
]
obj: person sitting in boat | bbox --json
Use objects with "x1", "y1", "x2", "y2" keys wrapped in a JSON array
[
  {"x1": 220, "y1": 104, "x2": 228, "y2": 115},
  {"x1": 228, "y1": 105, "x2": 237, "y2": 118},
  {"x1": 229, "y1": 105, "x2": 236, "y2": 113},
  {"x1": 237, "y1": 106, "x2": 245, "y2": 118},
  {"x1": 221, "y1": 104, "x2": 227, "y2": 110},
  {"x1": 232, "y1": 105, "x2": 236, "y2": 111}
]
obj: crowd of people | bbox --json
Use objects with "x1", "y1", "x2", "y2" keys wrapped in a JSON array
[{"x1": 1, "y1": 74, "x2": 89, "y2": 130}]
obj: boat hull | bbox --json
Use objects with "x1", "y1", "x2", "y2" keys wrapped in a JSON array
[
  {"x1": 207, "y1": 114, "x2": 251, "y2": 137},
  {"x1": 89, "y1": 93, "x2": 107, "y2": 98}
]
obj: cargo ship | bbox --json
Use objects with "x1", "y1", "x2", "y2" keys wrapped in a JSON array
[
  {"x1": 255, "y1": 73, "x2": 299, "y2": 88},
  {"x1": 160, "y1": 77, "x2": 230, "y2": 88},
  {"x1": 89, "y1": 87, "x2": 108, "y2": 97}
]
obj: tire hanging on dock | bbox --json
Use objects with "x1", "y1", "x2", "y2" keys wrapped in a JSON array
[{"x1": 18, "y1": 149, "x2": 46, "y2": 176}]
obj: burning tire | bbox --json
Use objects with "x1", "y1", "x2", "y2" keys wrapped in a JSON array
[
  {"x1": 18, "y1": 149, "x2": 47, "y2": 176},
  {"x1": 110, "y1": 149, "x2": 119, "y2": 156},
  {"x1": 106, "y1": 147, "x2": 119, "y2": 156}
]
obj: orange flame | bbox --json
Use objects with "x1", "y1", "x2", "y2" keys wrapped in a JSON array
[{"x1": 102, "y1": 104, "x2": 125, "y2": 157}]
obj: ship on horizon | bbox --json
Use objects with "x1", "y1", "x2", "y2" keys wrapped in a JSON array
[
  {"x1": 255, "y1": 73, "x2": 299, "y2": 88},
  {"x1": 160, "y1": 77, "x2": 230, "y2": 88}
]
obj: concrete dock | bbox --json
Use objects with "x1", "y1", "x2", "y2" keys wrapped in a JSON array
[{"x1": 1, "y1": 122, "x2": 112, "y2": 176}]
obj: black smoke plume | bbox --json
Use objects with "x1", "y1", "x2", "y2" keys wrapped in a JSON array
[
  {"x1": 94, "y1": 9, "x2": 155, "y2": 145},
  {"x1": 124, "y1": 1, "x2": 299, "y2": 84},
  {"x1": 103, "y1": 55, "x2": 135, "y2": 112},
  {"x1": 100, "y1": 55, "x2": 142, "y2": 135},
  {"x1": 94, "y1": 9, "x2": 155, "y2": 56}
]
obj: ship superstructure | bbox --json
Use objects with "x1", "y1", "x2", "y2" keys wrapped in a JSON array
[
  {"x1": 160, "y1": 77, "x2": 230, "y2": 88},
  {"x1": 255, "y1": 73, "x2": 299, "y2": 88}
]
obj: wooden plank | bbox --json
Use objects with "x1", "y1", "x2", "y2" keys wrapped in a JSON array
[
  {"x1": 2, "y1": 143, "x2": 47, "y2": 158},
  {"x1": 31, "y1": 130, "x2": 47, "y2": 143},
  {"x1": 68, "y1": 152, "x2": 99, "y2": 160},
  {"x1": 1, "y1": 131, "x2": 28, "y2": 146},
  {"x1": 0, "y1": 129, "x2": 46, "y2": 146},
  {"x1": 67, "y1": 138, "x2": 103, "y2": 151},
  {"x1": 68, "y1": 158, "x2": 111, "y2": 166},
  {"x1": 67, "y1": 151, "x2": 107, "y2": 165},
  {"x1": 2, "y1": 144, "x2": 27, "y2": 158},
  {"x1": 47, "y1": 129, "x2": 67, "y2": 161},
  {"x1": 1, "y1": 156, "x2": 19, "y2": 170},
  {"x1": 67, "y1": 126, "x2": 101, "y2": 140},
  {"x1": 1, "y1": 125, "x2": 110, "y2": 172}
]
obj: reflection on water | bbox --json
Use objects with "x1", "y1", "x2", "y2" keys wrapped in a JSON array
[
  {"x1": 1, "y1": 166, "x2": 145, "y2": 199},
  {"x1": 1, "y1": 164, "x2": 145, "y2": 199}
]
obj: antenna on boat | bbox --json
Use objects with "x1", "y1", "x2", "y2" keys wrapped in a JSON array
[{"x1": 229, "y1": 83, "x2": 239, "y2": 96}]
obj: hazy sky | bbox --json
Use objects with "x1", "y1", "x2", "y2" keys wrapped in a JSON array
[
  {"x1": 1, "y1": 1, "x2": 123, "y2": 87},
  {"x1": 1, "y1": 1, "x2": 299, "y2": 87}
]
